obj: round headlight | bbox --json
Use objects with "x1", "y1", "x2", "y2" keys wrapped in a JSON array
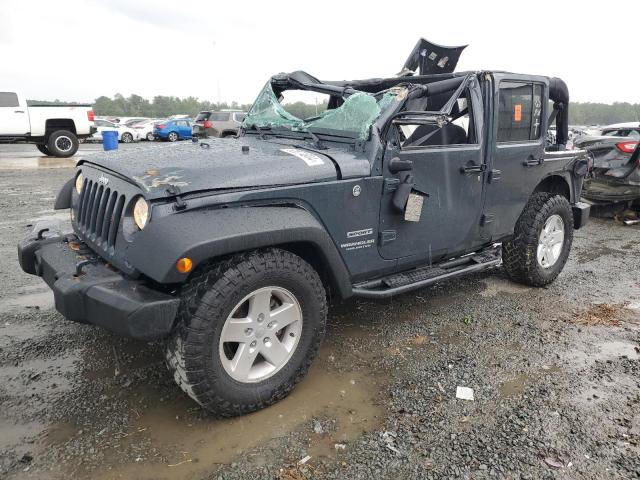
[
  {"x1": 75, "y1": 173, "x2": 84, "y2": 194},
  {"x1": 133, "y1": 197, "x2": 150, "y2": 230}
]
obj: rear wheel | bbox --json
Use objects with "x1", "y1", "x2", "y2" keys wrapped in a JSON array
[
  {"x1": 165, "y1": 249, "x2": 327, "y2": 416},
  {"x1": 502, "y1": 193, "x2": 574, "y2": 286},
  {"x1": 146, "y1": 132, "x2": 154, "y2": 141},
  {"x1": 167, "y1": 131, "x2": 179, "y2": 142},
  {"x1": 46, "y1": 130, "x2": 79, "y2": 157},
  {"x1": 121, "y1": 132, "x2": 133, "y2": 143},
  {"x1": 36, "y1": 144, "x2": 51, "y2": 156}
]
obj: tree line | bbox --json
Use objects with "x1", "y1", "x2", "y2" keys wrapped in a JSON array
[{"x1": 28, "y1": 94, "x2": 640, "y2": 125}]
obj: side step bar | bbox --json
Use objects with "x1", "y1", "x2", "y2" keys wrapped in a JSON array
[{"x1": 352, "y1": 246, "x2": 502, "y2": 299}]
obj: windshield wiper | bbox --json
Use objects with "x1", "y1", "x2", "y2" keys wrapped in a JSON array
[{"x1": 306, "y1": 130, "x2": 327, "y2": 150}]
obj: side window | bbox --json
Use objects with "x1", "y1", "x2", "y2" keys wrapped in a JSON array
[
  {"x1": 397, "y1": 91, "x2": 476, "y2": 148},
  {"x1": 0, "y1": 92, "x2": 19, "y2": 107},
  {"x1": 497, "y1": 82, "x2": 543, "y2": 142},
  {"x1": 210, "y1": 112, "x2": 230, "y2": 122}
]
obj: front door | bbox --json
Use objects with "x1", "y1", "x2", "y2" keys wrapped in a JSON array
[
  {"x1": 0, "y1": 92, "x2": 30, "y2": 135},
  {"x1": 378, "y1": 81, "x2": 487, "y2": 264}
]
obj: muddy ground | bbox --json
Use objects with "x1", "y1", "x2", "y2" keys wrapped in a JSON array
[{"x1": 1, "y1": 145, "x2": 639, "y2": 480}]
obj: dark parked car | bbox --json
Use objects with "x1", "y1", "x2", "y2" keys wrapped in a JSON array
[
  {"x1": 153, "y1": 119, "x2": 193, "y2": 142},
  {"x1": 574, "y1": 125, "x2": 640, "y2": 203},
  {"x1": 192, "y1": 110, "x2": 246, "y2": 138},
  {"x1": 18, "y1": 38, "x2": 590, "y2": 417}
]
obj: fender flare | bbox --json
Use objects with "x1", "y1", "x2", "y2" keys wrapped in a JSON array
[
  {"x1": 54, "y1": 177, "x2": 74, "y2": 210},
  {"x1": 127, "y1": 205, "x2": 353, "y2": 298}
]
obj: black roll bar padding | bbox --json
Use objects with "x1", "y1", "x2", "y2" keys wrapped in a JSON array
[{"x1": 549, "y1": 77, "x2": 569, "y2": 145}]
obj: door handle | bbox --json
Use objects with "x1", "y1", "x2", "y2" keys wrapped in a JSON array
[
  {"x1": 460, "y1": 163, "x2": 486, "y2": 174},
  {"x1": 14, "y1": 110, "x2": 25, "y2": 113},
  {"x1": 523, "y1": 157, "x2": 544, "y2": 167}
]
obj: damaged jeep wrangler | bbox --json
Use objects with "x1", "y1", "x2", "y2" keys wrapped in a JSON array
[{"x1": 18, "y1": 39, "x2": 591, "y2": 416}]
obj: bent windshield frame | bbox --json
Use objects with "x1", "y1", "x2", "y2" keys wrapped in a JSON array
[{"x1": 242, "y1": 81, "x2": 402, "y2": 141}]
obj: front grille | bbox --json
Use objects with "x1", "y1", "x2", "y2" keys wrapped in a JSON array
[{"x1": 76, "y1": 178, "x2": 126, "y2": 248}]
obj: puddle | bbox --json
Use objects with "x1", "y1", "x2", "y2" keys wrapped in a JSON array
[
  {"x1": 0, "y1": 354, "x2": 78, "y2": 394},
  {"x1": 480, "y1": 277, "x2": 531, "y2": 298},
  {"x1": 85, "y1": 365, "x2": 384, "y2": 480},
  {"x1": 498, "y1": 365, "x2": 561, "y2": 399},
  {"x1": 0, "y1": 290, "x2": 54, "y2": 314},
  {"x1": 565, "y1": 339, "x2": 640, "y2": 366},
  {"x1": 0, "y1": 157, "x2": 76, "y2": 169}
]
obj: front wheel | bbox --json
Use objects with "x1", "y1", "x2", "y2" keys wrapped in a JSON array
[
  {"x1": 47, "y1": 130, "x2": 79, "y2": 157},
  {"x1": 121, "y1": 132, "x2": 133, "y2": 143},
  {"x1": 167, "y1": 132, "x2": 178, "y2": 142},
  {"x1": 146, "y1": 132, "x2": 154, "y2": 141},
  {"x1": 502, "y1": 193, "x2": 574, "y2": 287},
  {"x1": 165, "y1": 249, "x2": 327, "y2": 416}
]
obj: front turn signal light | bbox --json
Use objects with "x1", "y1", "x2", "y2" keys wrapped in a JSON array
[{"x1": 176, "y1": 257, "x2": 193, "y2": 274}]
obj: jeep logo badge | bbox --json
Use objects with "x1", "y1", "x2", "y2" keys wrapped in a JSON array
[{"x1": 97, "y1": 175, "x2": 109, "y2": 186}]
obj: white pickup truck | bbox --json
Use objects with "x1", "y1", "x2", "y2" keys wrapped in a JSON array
[{"x1": 0, "y1": 91, "x2": 95, "y2": 157}]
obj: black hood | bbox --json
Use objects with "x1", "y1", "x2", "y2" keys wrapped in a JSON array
[{"x1": 78, "y1": 137, "x2": 360, "y2": 199}]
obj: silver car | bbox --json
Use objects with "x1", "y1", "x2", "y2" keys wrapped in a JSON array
[{"x1": 192, "y1": 110, "x2": 246, "y2": 138}]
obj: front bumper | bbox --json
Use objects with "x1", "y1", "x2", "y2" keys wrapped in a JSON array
[{"x1": 18, "y1": 227, "x2": 179, "y2": 341}]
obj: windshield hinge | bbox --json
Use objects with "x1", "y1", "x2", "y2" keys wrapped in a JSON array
[
  {"x1": 166, "y1": 185, "x2": 187, "y2": 211},
  {"x1": 383, "y1": 178, "x2": 400, "y2": 193}
]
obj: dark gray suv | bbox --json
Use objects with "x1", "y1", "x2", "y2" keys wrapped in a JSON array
[{"x1": 18, "y1": 39, "x2": 591, "y2": 417}]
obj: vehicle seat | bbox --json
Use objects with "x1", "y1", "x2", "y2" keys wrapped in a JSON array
[{"x1": 405, "y1": 123, "x2": 468, "y2": 146}]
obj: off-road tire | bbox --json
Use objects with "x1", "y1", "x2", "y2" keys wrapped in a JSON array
[
  {"x1": 46, "y1": 130, "x2": 79, "y2": 157},
  {"x1": 502, "y1": 192, "x2": 573, "y2": 287},
  {"x1": 121, "y1": 132, "x2": 133, "y2": 143},
  {"x1": 36, "y1": 144, "x2": 51, "y2": 156},
  {"x1": 167, "y1": 132, "x2": 178, "y2": 142},
  {"x1": 165, "y1": 248, "x2": 327, "y2": 417}
]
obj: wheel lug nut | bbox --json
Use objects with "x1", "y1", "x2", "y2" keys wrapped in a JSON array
[
  {"x1": 257, "y1": 313, "x2": 265, "y2": 323},
  {"x1": 245, "y1": 328, "x2": 253, "y2": 336},
  {"x1": 263, "y1": 337, "x2": 270, "y2": 344},
  {"x1": 267, "y1": 321, "x2": 275, "y2": 328},
  {"x1": 250, "y1": 340, "x2": 257, "y2": 347}
]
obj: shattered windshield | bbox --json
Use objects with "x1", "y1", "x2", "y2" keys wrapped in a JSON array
[{"x1": 242, "y1": 81, "x2": 401, "y2": 140}]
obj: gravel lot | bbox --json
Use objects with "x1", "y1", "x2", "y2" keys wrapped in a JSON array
[{"x1": 1, "y1": 144, "x2": 639, "y2": 480}]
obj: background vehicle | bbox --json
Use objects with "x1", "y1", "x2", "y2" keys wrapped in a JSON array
[
  {"x1": 574, "y1": 126, "x2": 640, "y2": 203},
  {"x1": 89, "y1": 118, "x2": 140, "y2": 143},
  {"x1": 132, "y1": 118, "x2": 165, "y2": 141},
  {"x1": 19, "y1": 39, "x2": 590, "y2": 418},
  {"x1": 118, "y1": 117, "x2": 148, "y2": 127},
  {"x1": 0, "y1": 90, "x2": 95, "y2": 157},
  {"x1": 192, "y1": 110, "x2": 246, "y2": 138},
  {"x1": 154, "y1": 119, "x2": 192, "y2": 141}
]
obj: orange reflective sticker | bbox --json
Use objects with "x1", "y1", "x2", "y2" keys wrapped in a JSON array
[{"x1": 514, "y1": 104, "x2": 522, "y2": 122}]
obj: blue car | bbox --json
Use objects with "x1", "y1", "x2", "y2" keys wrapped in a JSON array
[{"x1": 154, "y1": 119, "x2": 193, "y2": 142}]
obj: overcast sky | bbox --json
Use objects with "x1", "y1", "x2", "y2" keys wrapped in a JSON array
[{"x1": 1, "y1": 0, "x2": 637, "y2": 105}]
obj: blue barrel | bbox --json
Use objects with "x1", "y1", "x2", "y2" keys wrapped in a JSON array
[{"x1": 102, "y1": 130, "x2": 118, "y2": 151}]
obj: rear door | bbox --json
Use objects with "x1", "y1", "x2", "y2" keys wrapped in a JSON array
[
  {"x1": 483, "y1": 74, "x2": 547, "y2": 240},
  {"x1": 0, "y1": 92, "x2": 30, "y2": 135}
]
